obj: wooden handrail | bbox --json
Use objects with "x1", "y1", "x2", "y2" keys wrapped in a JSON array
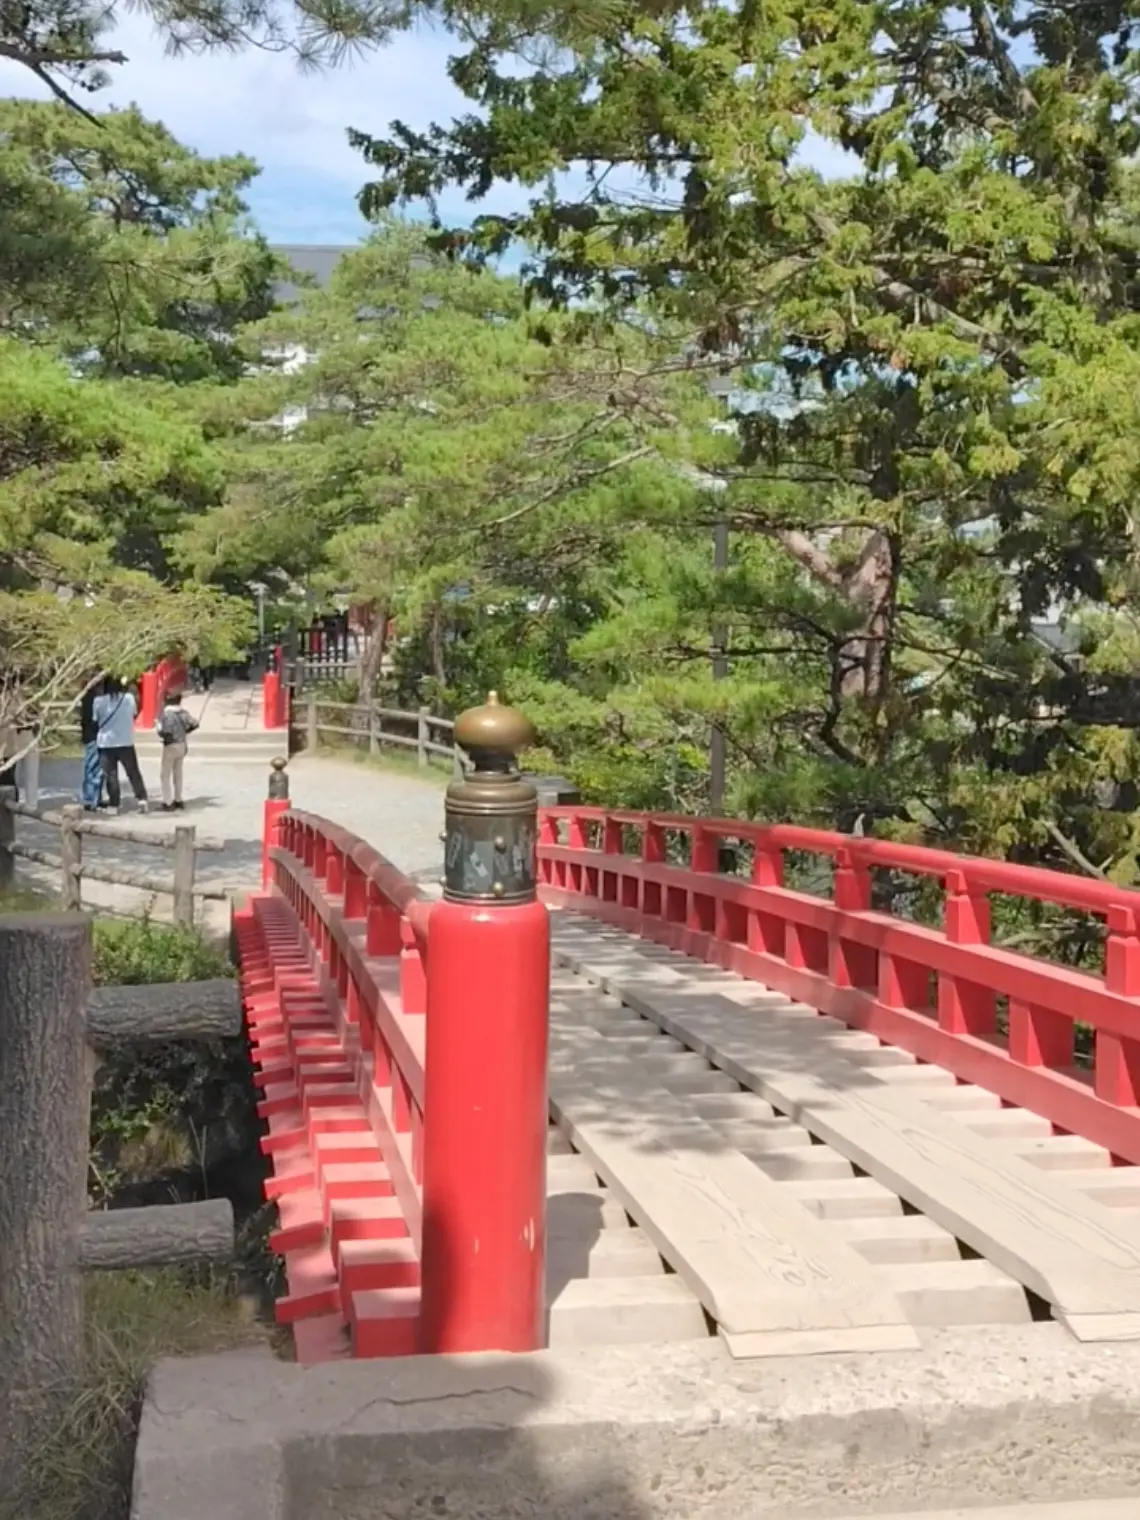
[
  {"x1": 0, "y1": 792, "x2": 231, "y2": 924},
  {"x1": 300, "y1": 693, "x2": 461, "y2": 773}
]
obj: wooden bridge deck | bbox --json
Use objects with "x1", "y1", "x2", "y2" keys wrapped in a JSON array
[{"x1": 547, "y1": 910, "x2": 1140, "y2": 1355}]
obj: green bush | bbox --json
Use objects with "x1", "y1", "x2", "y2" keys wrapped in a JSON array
[{"x1": 91, "y1": 916, "x2": 231, "y2": 988}]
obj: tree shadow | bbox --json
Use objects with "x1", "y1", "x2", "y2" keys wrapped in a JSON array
[
  {"x1": 544, "y1": 909, "x2": 899, "y2": 1170},
  {"x1": 544, "y1": 1190, "x2": 605, "y2": 1304}
]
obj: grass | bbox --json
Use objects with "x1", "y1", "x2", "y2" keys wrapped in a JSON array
[
  {"x1": 313, "y1": 736, "x2": 452, "y2": 789},
  {"x1": 0, "y1": 882, "x2": 55, "y2": 912},
  {"x1": 91, "y1": 916, "x2": 231, "y2": 987},
  {"x1": 6, "y1": 1270, "x2": 275, "y2": 1520}
]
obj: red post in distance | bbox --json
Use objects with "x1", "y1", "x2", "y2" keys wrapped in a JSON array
[{"x1": 138, "y1": 669, "x2": 159, "y2": 729}]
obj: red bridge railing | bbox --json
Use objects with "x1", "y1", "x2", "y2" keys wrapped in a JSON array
[
  {"x1": 537, "y1": 808, "x2": 1140, "y2": 1165},
  {"x1": 243, "y1": 801, "x2": 549, "y2": 1360}
]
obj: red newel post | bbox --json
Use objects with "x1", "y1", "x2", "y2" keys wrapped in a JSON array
[
  {"x1": 138, "y1": 668, "x2": 159, "y2": 729},
  {"x1": 262, "y1": 757, "x2": 290, "y2": 888},
  {"x1": 418, "y1": 692, "x2": 550, "y2": 1355},
  {"x1": 263, "y1": 668, "x2": 281, "y2": 731}
]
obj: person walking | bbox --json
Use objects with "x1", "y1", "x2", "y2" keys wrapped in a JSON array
[
  {"x1": 155, "y1": 690, "x2": 198, "y2": 811},
  {"x1": 93, "y1": 676, "x2": 149, "y2": 814},
  {"x1": 79, "y1": 678, "x2": 105, "y2": 811}
]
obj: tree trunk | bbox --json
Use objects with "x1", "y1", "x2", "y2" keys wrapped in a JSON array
[
  {"x1": 85, "y1": 979, "x2": 241, "y2": 1048},
  {"x1": 838, "y1": 529, "x2": 896, "y2": 706},
  {"x1": 79, "y1": 1200, "x2": 233, "y2": 1271},
  {"x1": 0, "y1": 914, "x2": 92, "y2": 1502},
  {"x1": 356, "y1": 607, "x2": 390, "y2": 710},
  {"x1": 429, "y1": 606, "x2": 447, "y2": 687}
]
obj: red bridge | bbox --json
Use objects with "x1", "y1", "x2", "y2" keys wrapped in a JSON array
[{"x1": 234, "y1": 693, "x2": 1140, "y2": 1366}]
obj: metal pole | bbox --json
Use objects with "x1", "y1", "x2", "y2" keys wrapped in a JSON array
[{"x1": 709, "y1": 515, "x2": 729, "y2": 813}]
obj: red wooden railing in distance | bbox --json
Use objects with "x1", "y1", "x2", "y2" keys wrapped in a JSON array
[{"x1": 537, "y1": 808, "x2": 1140, "y2": 1165}]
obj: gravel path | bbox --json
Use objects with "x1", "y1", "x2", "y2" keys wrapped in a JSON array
[{"x1": 12, "y1": 752, "x2": 447, "y2": 932}]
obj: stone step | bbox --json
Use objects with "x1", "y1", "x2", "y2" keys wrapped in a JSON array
[
  {"x1": 548, "y1": 1228, "x2": 664, "y2": 1280},
  {"x1": 134, "y1": 739, "x2": 284, "y2": 759},
  {"x1": 746, "y1": 1144, "x2": 854, "y2": 1182},
  {"x1": 779, "y1": 1175, "x2": 904, "y2": 1219},
  {"x1": 659, "y1": 1066, "x2": 741, "y2": 1095},
  {"x1": 547, "y1": 1188, "x2": 631, "y2": 1234},
  {"x1": 713, "y1": 1115, "x2": 814, "y2": 1152},
  {"x1": 547, "y1": 1275, "x2": 708, "y2": 1346},
  {"x1": 882, "y1": 1260, "x2": 1030, "y2": 1325},
  {"x1": 830, "y1": 1212, "x2": 962, "y2": 1265},
  {"x1": 1052, "y1": 1167, "x2": 1140, "y2": 1206},
  {"x1": 920, "y1": 1084, "x2": 1004, "y2": 1112},
  {"x1": 958, "y1": 1108, "x2": 1054, "y2": 1141},
  {"x1": 546, "y1": 1153, "x2": 600, "y2": 1189},
  {"x1": 1015, "y1": 1134, "x2": 1111, "y2": 1171},
  {"x1": 688, "y1": 1091, "x2": 779, "y2": 1122},
  {"x1": 867, "y1": 1062, "x2": 959, "y2": 1089}
]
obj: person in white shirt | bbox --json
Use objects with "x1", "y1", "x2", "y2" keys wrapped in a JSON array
[{"x1": 92, "y1": 676, "x2": 149, "y2": 814}]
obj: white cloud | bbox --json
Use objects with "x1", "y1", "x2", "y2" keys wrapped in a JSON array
[{"x1": 0, "y1": 14, "x2": 491, "y2": 239}]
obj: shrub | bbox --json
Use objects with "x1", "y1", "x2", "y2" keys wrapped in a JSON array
[{"x1": 91, "y1": 915, "x2": 231, "y2": 988}]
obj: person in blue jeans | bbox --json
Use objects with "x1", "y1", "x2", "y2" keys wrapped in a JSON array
[
  {"x1": 79, "y1": 678, "x2": 105, "y2": 811},
  {"x1": 93, "y1": 676, "x2": 149, "y2": 814}
]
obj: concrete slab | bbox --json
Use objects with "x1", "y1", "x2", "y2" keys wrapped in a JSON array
[
  {"x1": 131, "y1": 1324, "x2": 1140, "y2": 1520},
  {"x1": 829, "y1": 1507, "x2": 1140, "y2": 1519}
]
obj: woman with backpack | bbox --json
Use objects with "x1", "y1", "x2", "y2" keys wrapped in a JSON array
[{"x1": 155, "y1": 689, "x2": 199, "y2": 811}]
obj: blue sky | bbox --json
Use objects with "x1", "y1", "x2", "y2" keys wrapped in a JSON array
[{"x1": 0, "y1": 13, "x2": 857, "y2": 245}]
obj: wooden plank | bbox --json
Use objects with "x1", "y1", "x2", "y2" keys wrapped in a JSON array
[
  {"x1": 547, "y1": 1005, "x2": 919, "y2": 1357},
  {"x1": 552, "y1": 925, "x2": 1140, "y2": 1342}
]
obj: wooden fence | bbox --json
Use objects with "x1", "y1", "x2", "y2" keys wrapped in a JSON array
[
  {"x1": 0, "y1": 914, "x2": 241, "y2": 1498},
  {"x1": 0, "y1": 790, "x2": 230, "y2": 927},
  {"x1": 300, "y1": 693, "x2": 461, "y2": 775}
]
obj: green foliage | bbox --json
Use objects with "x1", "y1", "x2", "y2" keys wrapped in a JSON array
[
  {"x1": 0, "y1": 102, "x2": 262, "y2": 750},
  {"x1": 0, "y1": 334, "x2": 252, "y2": 748},
  {"x1": 89, "y1": 917, "x2": 241, "y2": 1213},
  {"x1": 349, "y1": 0, "x2": 1140, "y2": 882},
  {"x1": 90, "y1": 916, "x2": 231, "y2": 987},
  {"x1": 0, "y1": 102, "x2": 280, "y2": 382},
  {"x1": 183, "y1": 218, "x2": 708, "y2": 703}
]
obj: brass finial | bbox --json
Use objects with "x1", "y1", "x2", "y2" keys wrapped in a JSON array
[
  {"x1": 443, "y1": 694, "x2": 538, "y2": 905},
  {"x1": 268, "y1": 754, "x2": 290, "y2": 800},
  {"x1": 453, "y1": 692, "x2": 535, "y2": 760}
]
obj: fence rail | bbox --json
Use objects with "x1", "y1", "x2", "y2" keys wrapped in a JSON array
[
  {"x1": 0, "y1": 915, "x2": 240, "y2": 1498},
  {"x1": 0, "y1": 791, "x2": 230, "y2": 926},
  {"x1": 536, "y1": 806, "x2": 1140, "y2": 1167},
  {"x1": 300, "y1": 693, "x2": 460, "y2": 773}
]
